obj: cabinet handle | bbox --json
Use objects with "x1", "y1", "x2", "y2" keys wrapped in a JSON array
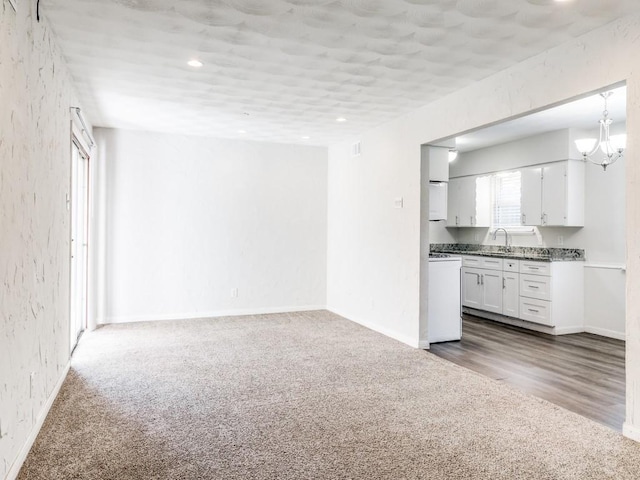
[
  {"x1": 476, "y1": 274, "x2": 480, "y2": 285},
  {"x1": 529, "y1": 285, "x2": 539, "y2": 289},
  {"x1": 528, "y1": 266, "x2": 540, "y2": 270},
  {"x1": 456, "y1": 215, "x2": 459, "y2": 225},
  {"x1": 502, "y1": 278, "x2": 506, "y2": 289},
  {"x1": 480, "y1": 274, "x2": 484, "y2": 285},
  {"x1": 542, "y1": 213, "x2": 548, "y2": 225},
  {"x1": 470, "y1": 216, "x2": 474, "y2": 226},
  {"x1": 521, "y1": 213, "x2": 526, "y2": 225},
  {"x1": 528, "y1": 308, "x2": 540, "y2": 313}
]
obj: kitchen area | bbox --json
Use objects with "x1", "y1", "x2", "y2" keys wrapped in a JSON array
[{"x1": 422, "y1": 86, "x2": 627, "y2": 431}]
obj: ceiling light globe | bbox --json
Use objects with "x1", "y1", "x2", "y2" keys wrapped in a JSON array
[{"x1": 575, "y1": 138, "x2": 597, "y2": 155}]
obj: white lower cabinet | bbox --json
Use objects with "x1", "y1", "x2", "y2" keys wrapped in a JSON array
[
  {"x1": 461, "y1": 255, "x2": 584, "y2": 334},
  {"x1": 461, "y1": 267, "x2": 483, "y2": 309},
  {"x1": 502, "y1": 271, "x2": 519, "y2": 318},
  {"x1": 520, "y1": 273, "x2": 551, "y2": 301},
  {"x1": 519, "y1": 297, "x2": 552, "y2": 326},
  {"x1": 461, "y1": 257, "x2": 503, "y2": 314},
  {"x1": 518, "y1": 260, "x2": 552, "y2": 326},
  {"x1": 482, "y1": 270, "x2": 503, "y2": 314}
]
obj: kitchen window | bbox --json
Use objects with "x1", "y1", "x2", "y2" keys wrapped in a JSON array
[{"x1": 491, "y1": 171, "x2": 522, "y2": 228}]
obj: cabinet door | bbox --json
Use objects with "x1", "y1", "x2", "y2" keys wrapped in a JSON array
[
  {"x1": 520, "y1": 166, "x2": 542, "y2": 226},
  {"x1": 461, "y1": 267, "x2": 483, "y2": 309},
  {"x1": 427, "y1": 146, "x2": 450, "y2": 182},
  {"x1": 429, "y1": 182, "x2": 447, "y2": 221},
  {"x1": 542, "y1": 163, "x2": 567, "y2": 226},
  {"x1": 502, "y1": 272, "x2": 519, "y2": 318},
  {"x1": 447, "y1": 178, "x2": 461, "y2": 226},
  {"x1": 475, "y1": 175, "x2": 491, "y2": 227},
  {"x1": 457, "y1": 176, "x2": 477, "y2": 227},
  {"x1": 481, "y1": 270, "x2": 503, "y2": 314}
]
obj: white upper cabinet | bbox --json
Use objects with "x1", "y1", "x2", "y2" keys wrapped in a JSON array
[
  {"x1": 427, "y1": 146, "x2": 450, "y2": 182},
  {"x1": 520, "y1": 166, "x2": 542, "y2": 226},
  {"x1": 541, "y1": 163, "x2": 567, "y2": 226},
  {"x1": 541, "y1": 161, "x2": 585, "y2": 227},
  {"x1": 447, "y1": 175, "x2": 490, "y2": 227},
  {"x1": 519, "y1": 160, "x2": 584, "y2": 227}
]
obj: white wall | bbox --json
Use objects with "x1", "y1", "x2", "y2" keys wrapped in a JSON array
[
  {"x1": 327, "y1": 122, "x2": 422, "y2": 346},
  {"x1": 0, "y1": 2, "x2": 83, "y2": 478},
  {"x1": 96, "y1": 129, "x2": 327, "y2": 323},
  {"x1": 326, "y1": 14, "x2": 640, "y2": 439},
  {"x1": 445, "y1": 128, "x2": 626, "y2": 338}
]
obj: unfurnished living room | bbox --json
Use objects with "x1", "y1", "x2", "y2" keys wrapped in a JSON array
[{"x1": 3, "y1": 1, "x2": 640, "y2": 479}]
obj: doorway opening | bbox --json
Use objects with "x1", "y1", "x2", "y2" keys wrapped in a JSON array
[{"x1": 422, "y1": 83, "x2": 627, "y2": 431}]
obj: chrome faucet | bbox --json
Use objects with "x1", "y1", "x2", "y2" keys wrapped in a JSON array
[{"x1": 492, "y1": 227, "x2": 510, "y2": 250}]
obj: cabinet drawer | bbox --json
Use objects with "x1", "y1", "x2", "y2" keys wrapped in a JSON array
[
  {"x1": 462, "y1": 256, "x2": 483, "y2": 267},
  {"x1": 462, "y1": 255, "x2": 503, "y2": 270},
  {"x1": 479, "y1": 257, "x2": 503, "y2": 271},
  {"x1": 520, "y1": 261, "x2": 551, "y2": 276},
  {"x1": 519, "y1": 297, "x2": 553, "y2": 326},
  {"x1": 520, "y1": 274, "x2": 551, "y2": 301},
  {"x1": 503, "y1": 260, "x2": 519, "y2": 272}
]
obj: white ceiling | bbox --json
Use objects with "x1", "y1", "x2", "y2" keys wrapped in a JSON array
[
  {"x1": 451, "y1": 85, "x2": 627, "y2": 152},
  {"x1": 42, "y1": 0, "x2": 639, "y2": 146}
]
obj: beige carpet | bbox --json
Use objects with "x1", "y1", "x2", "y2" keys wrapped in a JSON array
[{"x1": 18, "y1": 310, "x2": 640, "y2": 479}]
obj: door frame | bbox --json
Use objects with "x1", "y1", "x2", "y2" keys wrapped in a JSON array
[{"x1": 69, "y1": 121, "x2": 92, "y2": 355}]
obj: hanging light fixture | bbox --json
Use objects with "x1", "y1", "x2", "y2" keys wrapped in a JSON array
[{"x1": 574, "y1": 91, "x2": 626, "y2": 171}]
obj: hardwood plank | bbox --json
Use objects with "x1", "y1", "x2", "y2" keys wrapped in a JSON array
[{"x1": 430, "y1": 315, "x2": 625, "y2": 431}]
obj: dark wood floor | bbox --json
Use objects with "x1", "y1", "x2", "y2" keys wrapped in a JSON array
[{"x1": 430, "y1": 315, "x2": 626, "y2": 431}]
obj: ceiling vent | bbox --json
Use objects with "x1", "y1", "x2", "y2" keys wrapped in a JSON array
[{"x1": 352, "y1": 141, "x2": 361, "y2": 157}]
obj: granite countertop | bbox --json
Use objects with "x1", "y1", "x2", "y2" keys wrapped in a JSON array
[{"x1": 429, "y1": 244, "x2": 585, "y2": 262}]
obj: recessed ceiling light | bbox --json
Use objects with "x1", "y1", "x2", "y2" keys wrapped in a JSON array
[
  {"x1": 238, "y1": 130, "x2": 247, "y2": 134},
  {"x1": 187, "y1": 59, "x2": 203, "y2": 68},
  {"x1": 301, "y1": 136, "x2": 310, "y2": 140},
  {"x1": 336, "y1": 117, "x2": 347, "y2": 123}
]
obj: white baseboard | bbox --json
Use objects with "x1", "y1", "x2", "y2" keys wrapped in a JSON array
[
  {"x1": 463, "y1": 308, "x2": 587, "y2": 337},
  {"x1": 6, "y1": 362, "x2": 71, "y2": 480},
  {"x1": 584, "y1": 326, "x2": 626, "y2": 341},
  {"x1": 623, "y1": 422, "x2": 640, "y2": 443},
  {"x1": 554, "y1": 326, "x2": 586, "y2": 335},
  {"x1": 101, "y1": 305, "x2": 327, "y2": 324},
  {"x1": 327, "y1": 307, "x2": 420, "y2": 348}
]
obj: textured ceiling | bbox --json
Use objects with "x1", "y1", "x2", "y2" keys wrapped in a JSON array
[{"x1": 42, "y1": 0, "x2": 639, "y2": 146}]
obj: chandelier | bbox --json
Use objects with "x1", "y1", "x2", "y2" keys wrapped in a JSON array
[{"x1": 574, "y1": 92, "x2": 626, "y2": 171}]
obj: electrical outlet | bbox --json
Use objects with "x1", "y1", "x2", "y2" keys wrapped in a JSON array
[
  {"x1": 394, "y1": 197, "x2": 404, "y2": 209},
  {"x1": 231, "y1": 288, "x2": 238, "y2": 298},
  {"x1": 557, "y1": 236, "x2": 564, "y2": 246}
]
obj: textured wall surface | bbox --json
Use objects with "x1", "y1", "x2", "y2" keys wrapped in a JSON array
[
  {"x1": 0, "y1": 1, "x2": 82, "y2": 477},
  {"x1": 327, "y1": 13, "x2": 640, "y2": 436},
  {"x1": 97, "y1": 128, "x2": 327, "y2": 323}
]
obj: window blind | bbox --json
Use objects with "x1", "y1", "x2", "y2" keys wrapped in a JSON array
[{"x1": 493, "y1": 171, "x2": 521, "y2": 227}]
